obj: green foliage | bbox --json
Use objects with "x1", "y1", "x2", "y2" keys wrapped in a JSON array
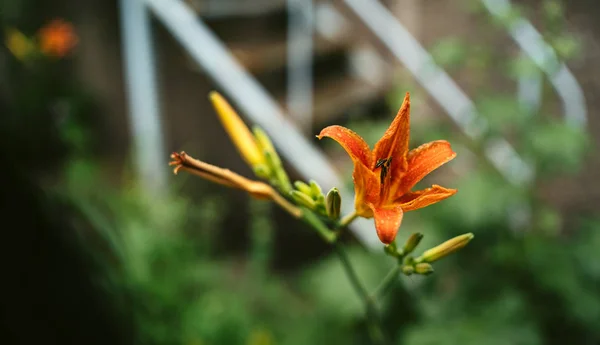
[
  {"x1": 522, "y1": 120, "x2": 589, "y2": 175},
  {"x1": 354, "y1": 1, "x2": 598, "y2": 344},
  {"x1": 430, "y1": 37, "x2": 468, "y2": 70},
  {"x1": 476, "y1": 94, "x2": 528, "y2": 133},
  {"x1": 65, "y1": 159, "x2": 396, "y2": 345},
  {"x1": 33, "y1": 0, "x2": 596, "y2": 344}
]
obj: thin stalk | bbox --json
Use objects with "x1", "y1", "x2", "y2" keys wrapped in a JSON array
[
  {"x1": 370, "y1": 265, "x2": 401, "y2": 301},
  {"x1": 334, "y1": 243, "x2": 388, "y2": 345},
  {"x1": 339, "y1": 210, "x2": 359, "y2": 228},
  {"x1": 301, "y1": 209, "x2": 337, "y2": 243}
]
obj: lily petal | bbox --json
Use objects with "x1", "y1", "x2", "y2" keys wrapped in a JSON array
[
  {"x1": 373, "y1": 92, "x2": 410, "y2": 175},
  {"x1": 353, "y1": 162, "x2": 380, "y2": 217},
  {"x1": 396, "y1": 184, "x2": 457, "y2": 212},
  {"x1": 318, "y1": 125, "x2": 373, "y2": 168},
  {"x1": 369, "y1": 204, "x2": 404, "y2": 244},
  {"x1": 399, "y1": 140, "x2": 456, "y2": 194}
]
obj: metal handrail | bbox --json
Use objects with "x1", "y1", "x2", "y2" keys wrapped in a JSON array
[
  {"x1": 121, "y1": 0, "x2": 587, "y2": 245},
  {"x1": 143, "y1": 0, "x2": 381, "y2": 246},
  {"x1": 482, "y1": 0, "x2": 587, "y2": 127},
  {"x1": 286, "y1": 0, "x2": 314, "y2": 133},
  {"x1": 119, "y1": 0, "x2": 167, "y2": 195}
]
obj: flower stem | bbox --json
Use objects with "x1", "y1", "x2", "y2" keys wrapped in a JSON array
[
  {"x1": 300, "y1": 209, "x2": 337, "y2": 243},
  {"x1": 339, "y1": 210, "x2": 359, "y2": 228},
  {"x1": 297, "y1": 207, "x2": 388, "y2": 343},
  {"x1": 370, "y1": 265, "x2": 401, "y2": 301},
  {"x1": 333, "y1": 243, "x2": 388, "y2": 345}
]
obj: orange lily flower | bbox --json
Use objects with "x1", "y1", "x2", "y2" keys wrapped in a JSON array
[
  {"x1": 317, "y1": 93, "x2": 457, "y2": 244},
  {"x1": 37, "y1": 19, "x2": 78, "y2": 58}
]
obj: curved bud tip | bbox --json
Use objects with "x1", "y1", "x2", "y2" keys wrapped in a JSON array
[
  {"x1": 209, "y1": 91, "x2": 265, "y2": 167},
  {"x1": 402, "y1": 232, "x2": 424, "y2": 254},
  {"x1": 419, "y1": 233, "x2": 474, "y2": 263}
]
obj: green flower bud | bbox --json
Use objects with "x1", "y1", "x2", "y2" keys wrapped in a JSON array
[
  {"x1": 253, "y1": 126, "x2": 279, "y2": 165},
  {"x1": 290, "y1": 190, "x2": 316, "y2": 210},
  {"x1": 309, "y1": 179, "x2": 323, "y2": 199},
  {"x1": 414, "y1": 263, "x2": 434, "y2": 275},
  {"x1": 401, "y1": 265, "x2": 415, "y2": 276},
  {"x1": 294, "y1": 181, "x2": 313, "y2": 195},
  {"x1": 417, "y1": 233, "x2": 474, "y2": 263},
  {"x1": 265, "y1": 151, "x2": 292, "y2": 193},
  {"x1": 325, "y1": 188, "x2": 341, "y2": 220},
  {"x1": 384, "y1": 241, "x2": 403, "y2": 258},
  {"x1": 253, "y1": 126, "x2": 292, "y2": 192},
  {"x1": 402, "y1": 233, "x2": 424, "y2": 254},
  {"x1": 252, "y1": 164, "x2": 272, "y2": 180}
]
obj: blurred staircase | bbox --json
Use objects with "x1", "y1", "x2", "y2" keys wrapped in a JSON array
[{"x1": 185, "y1": 0, "x2": 394, "y2": 130}]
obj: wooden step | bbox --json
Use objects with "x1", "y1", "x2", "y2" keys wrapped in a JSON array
[
  {"x1": 312, "y1": 76, "x2": 390, "y2": 125},
  {"x1": 277, "y1": 75, "x2": 391, "y2": 127},
  {"x1": 227, "y1": 32, "x2": 353, "y2": 74},
  {"x1": 186, "y1": 0, "x2": 286, "y2": 18}
]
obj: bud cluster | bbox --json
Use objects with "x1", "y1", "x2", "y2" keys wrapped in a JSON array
[
  {"x1": 384, "y1": 232, "x2": 474, "y2": 276},
  {"x1": 289, "y1": 181, "x2": 344, "y2": 222},
  {"x1": 252, "y1": 127, "x2": 293, "y2": 193}
]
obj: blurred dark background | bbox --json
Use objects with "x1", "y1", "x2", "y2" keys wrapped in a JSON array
[{"x1": 1, "y1": 0, "x2": 599, "y2": 344}]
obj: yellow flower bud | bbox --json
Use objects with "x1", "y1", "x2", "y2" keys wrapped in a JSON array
[
  {"x1": 209, "y1": 91, "x2": 265, "y2": 167},
  {"x1": 414, "y1": 263, "x2": 434, "y2": 275},
  {"x1": 418, "y1": 233, "x2": 474, "y2": 263},
  {"x1": 5, "y1": 28, "x2": 35, "y2": 61}
]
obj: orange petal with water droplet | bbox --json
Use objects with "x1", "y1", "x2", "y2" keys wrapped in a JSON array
[
  {"x1": 369, "y1": 204, "x2": 404, "y2": 244},
  {"x1": 399, "y1": 140, "x2": 456, "y2": 194},
  {"x1": 397, "y1": 184, "x2": 457, "y2": 212},
  {"x1": 318, "y1": 125, "x2": 373, "y2": 168}
]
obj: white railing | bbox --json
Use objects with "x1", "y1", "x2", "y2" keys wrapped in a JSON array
[{"x1": 119, "y1": 0, "x2": 587, "y2": 245}]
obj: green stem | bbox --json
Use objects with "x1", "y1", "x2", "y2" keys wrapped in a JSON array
[
  {"x1": 301, "y1": 209, "x2": 337, "y2": 243},
  {"x1": 370, "y1": 265, "x2": 401, "y2": 301},
  {"x1": 339, "y1": 210, "x2": 359, "y2": 228},
  {"x1": 301, "y1": 208, "x2": 388, "y2": 344},
  {"x1": 334, "y1": 243, "x2": 388, "y2": 345}
]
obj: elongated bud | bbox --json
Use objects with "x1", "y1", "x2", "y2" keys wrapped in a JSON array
[
  {"x1": 417, "y1": 233, "x2": 474, "y2": 263},
  {"x1": 402, "y1": 233, "x2": 424, "y2": 255},
  {"x1": 325, "y1": 188, "x2": 341, "y2": 220},
  {"x1": 290, "y1": 190, "x2": 316, "y2": 210},
  {"x1": 294, "y1": 181, "x2": 313, "y2": 195},
  {"x1": 265, "y1": 151, "x2": 292, "y2": 193},
  {"x1": 253, "y1": 127, "x2": 279, "y2": 165},
  {"x1": 210, "y1": 92, "x2": 265, "y2": 167},
  {"x1": 414, "y1": 263, "x2": 434, "y2": 275}
]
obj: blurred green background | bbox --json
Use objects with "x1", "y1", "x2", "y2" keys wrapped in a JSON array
[{"x1": 2, "y1": 0, "x2": 599, "y2": 344}]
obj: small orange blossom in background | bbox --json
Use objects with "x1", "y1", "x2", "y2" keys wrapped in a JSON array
[
  {"x1": 37, "y1": 19, "x2": 78, "y2": 58},
  {"x1": 318, "y1": 92, "x2": 457, "y2": 244}
]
